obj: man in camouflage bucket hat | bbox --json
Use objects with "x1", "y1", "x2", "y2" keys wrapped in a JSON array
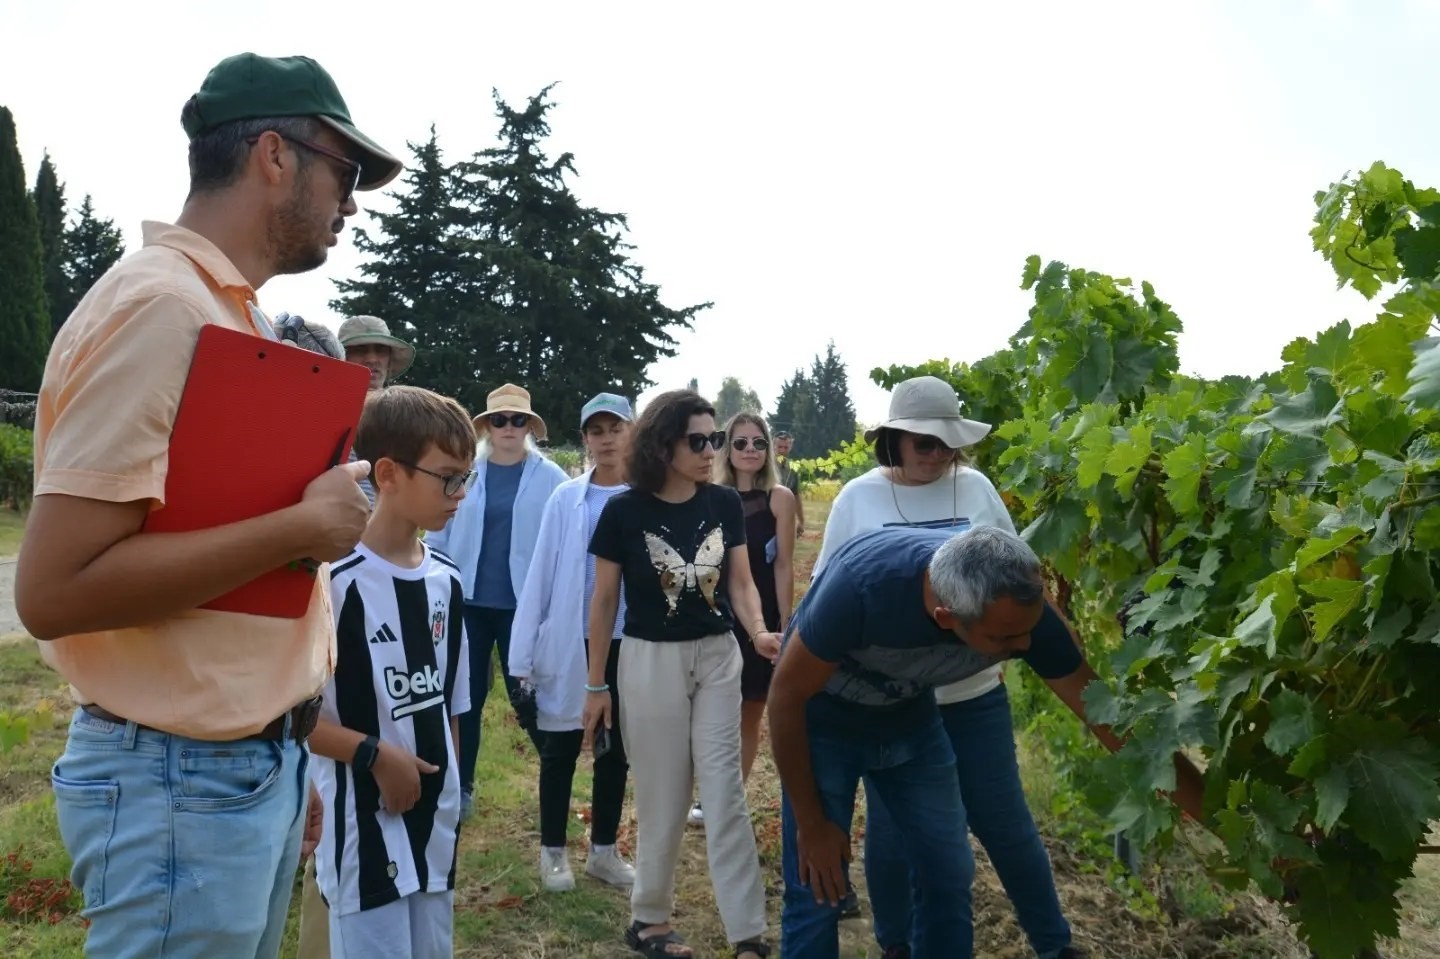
[{"x1": 339, "y1": 314, "x2": 415, "y2": 390}]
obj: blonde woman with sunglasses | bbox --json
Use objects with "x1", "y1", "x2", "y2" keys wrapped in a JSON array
[{"x1": 714, "y1": 412, "x2": 796, "y2": 784}]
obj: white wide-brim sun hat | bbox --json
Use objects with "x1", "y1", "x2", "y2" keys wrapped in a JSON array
[{"x1": 863, "y1": 375, "x2": 992, "y2": 448}]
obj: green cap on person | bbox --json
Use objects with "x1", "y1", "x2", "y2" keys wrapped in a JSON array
[{"x1": 181, "y1": 53, "x2": 402, "y2": 190}]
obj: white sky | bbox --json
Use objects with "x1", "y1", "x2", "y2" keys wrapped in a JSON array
[{"x1": 7, "y1": 0, "x2": 1438, "y2": 426}]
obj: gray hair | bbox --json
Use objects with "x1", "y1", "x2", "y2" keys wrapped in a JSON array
[{"x1": 929, "y1": 526, "x2": 1044, "y2": 623}]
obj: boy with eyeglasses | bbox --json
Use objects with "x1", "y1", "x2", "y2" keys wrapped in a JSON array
[{"x1": 307, "y1": 386, "x2": 478, "y2": 959}]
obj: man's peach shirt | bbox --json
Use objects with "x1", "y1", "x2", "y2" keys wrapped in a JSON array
[{"x1": 33, "y1": 221, "x2": 334, "y2": 740}]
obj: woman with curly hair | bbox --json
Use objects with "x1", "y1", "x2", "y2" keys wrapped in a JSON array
[{"x1": 582, "y1": 390, "x2": 775, "y2": 959}]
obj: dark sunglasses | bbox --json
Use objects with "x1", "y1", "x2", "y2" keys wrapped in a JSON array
[
  {"x1": 246, "y1": 132, "x2": 362, "y2": 201},
  {"x1": 487, "y1": 412, "x2": 530, "y2": 430},
  {"x1": 686, "y1": 431, "x2": 726, "y2": 453},
  {"x1": 396, "y1": 461, "x2": 476, "y2": 497},
  {"x1": 911, "y1": 435, "x2": 956, "y2": 455},
  {"x1": 731, "y1": 437, "x2": 769, "y2": 452}
]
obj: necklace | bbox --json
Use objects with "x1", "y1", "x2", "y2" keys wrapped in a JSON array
[{"x1": 888, "y1": 466, "x2": 960, "y2": 527}]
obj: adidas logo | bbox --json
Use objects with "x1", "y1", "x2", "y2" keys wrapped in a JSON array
[{"x1": 370, "y1": 623, "x2": 400, "y2": 645}]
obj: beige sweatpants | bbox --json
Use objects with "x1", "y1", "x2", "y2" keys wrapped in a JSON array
[
  {"x1": 618, "y1": 632, "x2": 768, "y2": 944},
  {"x1": 297, "y1": 855, "x2": 329, "y2": 959}
]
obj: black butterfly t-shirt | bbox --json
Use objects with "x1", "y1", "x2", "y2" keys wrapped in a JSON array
[{"x1": 589, "y1": 484, "x2": 747, "y2": 643}]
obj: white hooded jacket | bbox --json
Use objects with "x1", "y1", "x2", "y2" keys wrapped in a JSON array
[{"x1": 508, "y1": 469, "x2": 626, "y2": 732}]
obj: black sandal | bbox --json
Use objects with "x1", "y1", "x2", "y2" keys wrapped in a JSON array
[
  {"x1": 626, "y1": 920, "x2": 693, "y2": 958},
  {"x1": 734, "y1": 940, "x2": 771, "y2": 959}
]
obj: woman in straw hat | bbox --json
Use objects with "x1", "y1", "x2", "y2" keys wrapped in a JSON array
[
  {"x1": 428, "y1": 384, "x2": 568, "y2": 821},
  {"x1": 811, "y1": 375, "x2": 1075, "y2": 959}
]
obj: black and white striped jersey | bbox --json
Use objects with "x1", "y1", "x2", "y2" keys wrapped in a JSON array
[{"x1": 312, "y1": 543, "x2": 471, "y2": 915}]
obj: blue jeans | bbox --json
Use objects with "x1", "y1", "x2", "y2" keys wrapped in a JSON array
[
  {"x1": 865, "y1": 685, "x2": 1072, "y2": 958},
  {"x1": 458, "y1": 605, "x2": 542, "y2": 795},
  {"x1": 781, "y1": 710, "x2": 972, "y2": 959},
  {"x1": 51, "y1": 708, "x2": 308, "y2": 958}
]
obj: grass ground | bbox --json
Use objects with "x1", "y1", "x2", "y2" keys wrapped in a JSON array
[
  {"x1": 1, "y1": 498, "x2": 1437, "y2": 957},
  {"x1": 0, "y1": 509, "x2": 24, "y2": 558}
]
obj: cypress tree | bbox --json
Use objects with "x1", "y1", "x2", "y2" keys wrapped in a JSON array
[{"x1": 0, "y1": 107, "x2": 51, "y2": 390}]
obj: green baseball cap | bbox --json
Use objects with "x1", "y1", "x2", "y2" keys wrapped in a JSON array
[{"x1": 181, "y1": 53, "x2": 402, "y2": 191}]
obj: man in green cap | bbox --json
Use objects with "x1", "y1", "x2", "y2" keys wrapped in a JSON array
[{"x1": 17, "y1": 53, "x2": 400, "y2": 959}]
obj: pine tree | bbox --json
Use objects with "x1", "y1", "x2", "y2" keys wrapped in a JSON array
[
  {"x1": 771, "y1": 368, "x2": 818, "y2": 456},
  {"x1": 63, "y1": 195, "x2": 124, "y2": 317},
  {"x1": 447, "y1": 86, "x2": 709, "y2": 433},
  {"x1": 31, "y1": 152, "x2": 68, "y2": 334},
  {"x1": 714, "y1": 375, "x2": 764, "y2": 425},
  {"x1": 0, "y1": 107, "x2": 50, "y2": 391},
  {"x1": 808, "y1": 340, "x2": 859, "y2": 455},
  {"x1": 331, "y1": 128, "x2": 475, "y2": 403}
]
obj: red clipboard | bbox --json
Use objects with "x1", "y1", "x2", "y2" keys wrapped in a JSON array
[{"x1": 143, "y1": 324, "x2": 372, "y2": 617}]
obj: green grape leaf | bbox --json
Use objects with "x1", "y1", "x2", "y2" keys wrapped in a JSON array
[
  {"x1": 1351, "y1": 312, "x2": 1431, "y2": 396},
  {"x1": 1234, "y1": 594, "x2": 1278, "y2": 655},
  {"x1": 1294, "y1": 525, "x2": 1364, "y2": 573},
  {"x1": 1264, "y1": 689, "x2": 1320, "y2": 756},
  {"x1": 1333, "y1": 715, "x2": 1440, "y2": 861},
  {"x1": 1020, "y1": 499, "x2": 1087, "y2": 572},
  {"x1": 1288, "y1": 735, "x2": 1328, "y2": 778},
  {"x1": 1076, "y1": 424, "x2": 1114, "y2": 489},
  {"x1": 1257, "y1": 378, "x2": 1344, "y2": 440},
  {"x1": 1213, "y1": 431, "x2": 1268, "y2": 508},
  {"x1": 1403, "y1": 336, "x2": 1440, "y2": 410},
  {"x1": 1104, "y1": 423, "x2": 1154, "y2": 495},
  {"x1": 1406, "y1": 603, "x2": 1440, "y2": 646},
  {"x1": 1302, "y1": 577, "x2": 1364, "y2": 644},
  {"x1": 1161, "y1": 432, "x2": 1207, "y2": 515},
  {"x1": 1411, "y1": 507, "x2": 1440, "y2": 551},
  {"x1": 1313, "y1": 763, "x2": 1350, "y2": 833},
  {"x1": 1292, "y1": 843, "x2": 1404, "y2": 959},
  {"x1": 1368, "y1": 606, "x2": 1412, "y2": 650},
  {"x1": 1343, "y1": 394, "x2": 1413, "y2": 457},
  {"x1": 1081, "y1": 678, "x2": 1122, "y2": 727},
  {"x1": 1057, "y1": 328, "x2": 1114, "y2": 406},
  {"x1": 1392, "y1": 221, "x2": 1440, "y2": 279}
]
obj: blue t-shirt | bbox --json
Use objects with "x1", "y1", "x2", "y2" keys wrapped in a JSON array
[
  {"x1": 790, "y1": 526, "x2": 1082, "y2": 731},
  {"x1": 473, "y1": 461, "x2": 524, "y2": 608}
]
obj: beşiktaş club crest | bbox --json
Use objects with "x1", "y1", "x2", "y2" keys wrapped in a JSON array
[{"x1": 431, "y1": 600, "x2": 446, "y2": 647}]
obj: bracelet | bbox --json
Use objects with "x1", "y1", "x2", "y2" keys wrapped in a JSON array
[{"x1": 585, "y1": 683, "x2": 610, "y2": 693}]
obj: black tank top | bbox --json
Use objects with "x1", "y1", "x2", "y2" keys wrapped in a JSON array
[{"x1": 739, "y1": 488, "x2": 781, "y2": 634}]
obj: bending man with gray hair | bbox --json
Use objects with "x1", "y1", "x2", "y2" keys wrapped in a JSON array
[{"x1": 769, "y1": 525, "x2": 1205, "y2": 959}]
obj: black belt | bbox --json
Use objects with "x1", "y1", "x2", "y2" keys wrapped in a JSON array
[{"x1": 81, "y1": 695, "x2": 323, "y2": 743}]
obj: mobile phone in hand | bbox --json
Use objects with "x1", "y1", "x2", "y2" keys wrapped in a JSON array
[{"x1": 593, "y1": 725, "x2": 612, "y2": 760}]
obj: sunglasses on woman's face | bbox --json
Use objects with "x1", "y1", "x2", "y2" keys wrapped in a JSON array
[
  {"x1": 488, "y1": 412, "x2": 530, "y2": 430},
  {"x1": 731, "y1": 437, "x2": 769, "y2": 452},
  {"x1": 911, "y1": 435, "x2": 955, "y2": 455},
  {"x1": 686, "y1": 431, "x2": 726, "y2": 454}
]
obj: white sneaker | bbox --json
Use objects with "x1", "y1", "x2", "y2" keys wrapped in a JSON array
[
  {"x1": 584, "y1": 845, "x2": 636, "y2": 887},
  {"x1": 540, "y1": 847, "x2": 575, "y2": 892},
  {"x1": 688, "y1": 802, "x2": 704, "y2": 826}
]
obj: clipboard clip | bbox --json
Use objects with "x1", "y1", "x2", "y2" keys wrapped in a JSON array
[{"x1": 288, "y1": 427, "x2": 357, "y2": 576}]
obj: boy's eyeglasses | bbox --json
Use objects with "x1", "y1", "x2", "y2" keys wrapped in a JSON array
[
  {"x1": 396, "y1": 461, "x2": 477, "y2": 497},
  {"x1": 686, "y1": 431, "x2": 726, "y2": 453},
  {"x1": 487, "y1": 413, "x2": 530, "y2": 430},
  {"x1": 731, "y1": 437, "x2": 769, "y2": 452}
]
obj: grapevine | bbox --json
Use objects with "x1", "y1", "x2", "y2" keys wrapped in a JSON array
[{"x1": 875, "y1": 162, "x2": 1440, "y2": 958}]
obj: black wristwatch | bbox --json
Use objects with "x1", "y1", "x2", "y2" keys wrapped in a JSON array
[{"x1": 352, "y1": 735, "x2": 381, "y2": 770}]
